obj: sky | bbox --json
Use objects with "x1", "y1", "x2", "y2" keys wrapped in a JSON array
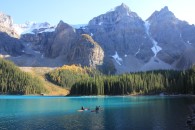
[{"x1": 1, "y1": 0, "x2": 195, "y2": 25}]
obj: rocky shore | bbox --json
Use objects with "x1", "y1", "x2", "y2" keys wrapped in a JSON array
[{"x1": 187, "y1": 105, "x2": 195, "y2": 130}]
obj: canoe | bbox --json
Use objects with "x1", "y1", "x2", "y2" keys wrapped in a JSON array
[
  {"x1": 77, "y1": 110, "x2": 84, "y2": 112},
  {"x1": 77, "y1": 108, "x2": 90, "y2": 112}
]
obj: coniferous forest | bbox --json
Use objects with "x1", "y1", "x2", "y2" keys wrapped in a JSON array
[
  {"x1": 0, "y1": 58, "x2": 46, "y2": 94},
  {"x1": 47, "y1": 65, "x2": 195, "y2": 96}
]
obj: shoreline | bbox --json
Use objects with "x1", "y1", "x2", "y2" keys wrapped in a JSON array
[{"x1": 0, "y1": 94, "x2": 195, "y2": 97}]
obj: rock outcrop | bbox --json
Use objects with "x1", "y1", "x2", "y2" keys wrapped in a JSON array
[
  {"x1": 43, "y1": 21, "x2": 77, "y2": 58},
  {"x1": 67, "y1": 34, "x2": 104, "y2": 67}
]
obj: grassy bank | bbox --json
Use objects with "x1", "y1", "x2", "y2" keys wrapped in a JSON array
[{"x1": 20, "y1": 67, "x2": 69, "y2": 96}]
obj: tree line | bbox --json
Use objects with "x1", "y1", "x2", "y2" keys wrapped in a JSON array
[{"x1": 70, "y1": 68, "x2": 195, "y2": 95}]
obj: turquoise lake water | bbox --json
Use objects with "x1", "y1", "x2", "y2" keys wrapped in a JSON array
[{"x1": 0, "y1": 95, "x2": 194, "y2": 130}]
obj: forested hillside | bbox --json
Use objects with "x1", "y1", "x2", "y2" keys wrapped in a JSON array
[
  {"x1": 46, "y1": 64, "x2": 101, "y2": 89},
  {"x1": 0, "y1": 58, "x2": 46, "y2": 94},
  {"x1": 47, "y1": 64, "x2": 195, "y2": 95}
]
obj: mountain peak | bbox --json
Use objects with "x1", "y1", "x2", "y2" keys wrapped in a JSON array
[
  {"x1": 88, "y1": 3, "x2": 141, "y2": 27},
  {"x1": 159, "y1": 6, "x2": 174, "y2": 16},
  {"x1": 0, "y1": 12, "x2": 13, "y2": 28},
  {"x1": 159, "y1": 6, "x2": 173, "y2": 15},
  {"x1": 114, "y1": 3, "x2": 131, "y2": 14},
  {"x1": 161, "y1": 6, "x2": 169, "y2": 11},
  {"x1": 55, "y1": 20, "x2": 74, "y2": 33},
  {"x1": 147, "y1": 6, "x2": 175, "y2": 22},
  {"x1": 120, "y1": 3, "x2": 129, "y2": 9},
  {"x1": 57, "y1": 20, "x2": 71, "y2": 29}
]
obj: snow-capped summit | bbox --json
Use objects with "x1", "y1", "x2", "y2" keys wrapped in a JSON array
[
  {"x1": 0, "y1": 12, "x2": 13, "y2": 28},
  {"x1": 14, "y1": 21, "x2": 56, "y2": 35}
]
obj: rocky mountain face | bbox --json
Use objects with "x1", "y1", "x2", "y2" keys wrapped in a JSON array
[
  {"x1": 86, "y1": 3, "x2": 153, "y2": 62},
  {"x1": 0, "y1": 32, "x2": 24, "y2": 57},
  {"x1": 147, "y1": 6, "x2": 195, "y2": 69},
  {"x1": 43, "y1": 21, "x2": 77, "y2": 58},
  {"x1": 67, "y1": 34, "x2": 104, "y2": 67},
  {"x1": 1, "y1": 3, "x2": 195, "y2": 73},
  {"x1": 20, "y1": 21, "x2": 104, "y2": 68},
  {"x1": 0, "y1": 13, "x2": 24, "y2": 57}
]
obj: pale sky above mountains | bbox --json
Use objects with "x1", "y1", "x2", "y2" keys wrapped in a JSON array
[{"x1": 1, "y1": 0, "x2": 195, "y2": 25}]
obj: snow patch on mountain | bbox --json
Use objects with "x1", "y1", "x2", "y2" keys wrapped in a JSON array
[
  {"x1": 99, "y1": 22, "x2": 103, "y2": 25},
  {"x1": 187, "y1": 41, "x2": 192, "y2": 45},
  {"x1": 135, "y1": 43, "x2": 143, "y2": 56},
  {"x1": 151, "y1": 40, "x2": 162, "y2": 56},
  {"x1": 145, "y1": 21, "x2": 150, "y2": 35},
  {"x1": 29, "y1": 22, "x2": 50, "y2": 29},
  {"x1": 34, "y1": 51, "x2": 40, "y2": 54},
  {"x1": 13, "y1": 25, "x2": 25, "y2": 35},
  {"x1": 112, "y1": 51, "x2": 123, "y2": 65},
  {"x1": 72, "y1": 24, "x2": 87, "y2": 29},
  {"x1": 135, "y1": 48, "x2": 140, "y2": 56},
  {"x1": 39, "y1": 28, "x2": 55, "y2": 33},
  {"x1": 145, "y1": 21, "x2": 162, "y2": 57}
]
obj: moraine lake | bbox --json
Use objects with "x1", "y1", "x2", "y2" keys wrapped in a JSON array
[{"x1": 0, "y1": 95, "x2": 194, "y2": 130}]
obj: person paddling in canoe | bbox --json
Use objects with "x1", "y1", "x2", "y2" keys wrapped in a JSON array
[
  {"x1": 80, "y1": 106, "x2": 90, "y2": 111},
  {"x1": 91, "y1": 106, "x2": 101, "y2": 112},
  {"x1": 95, "y1": 106, "x2": 100, "y2": 111}
]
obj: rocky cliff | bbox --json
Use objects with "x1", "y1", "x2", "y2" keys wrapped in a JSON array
[
  {"x1": 43, "y1": 21, "x2": 77, "y2": 58},
  {"x1": 0, "y1": 32, "x2": 24, "y2": 57},
  {"x1": 67, "y1": 34, "x2": 104, "y2": 67}
]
